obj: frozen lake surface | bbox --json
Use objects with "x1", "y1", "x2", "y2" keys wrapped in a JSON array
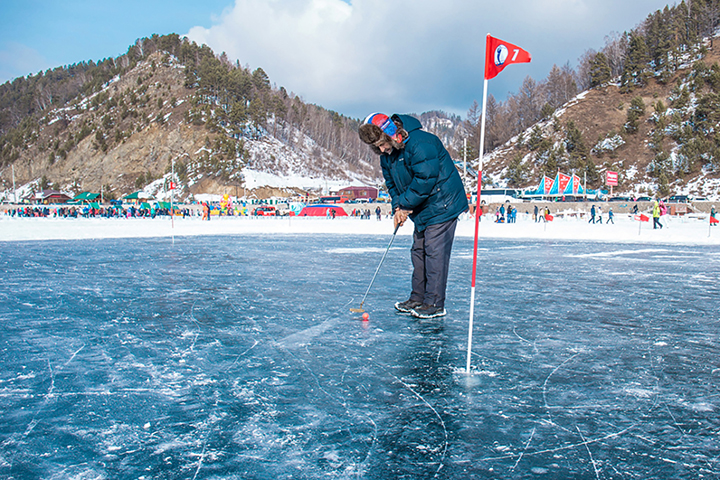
[{"x1": 1, "y1": 234, "x2": 719, "y2": 479}]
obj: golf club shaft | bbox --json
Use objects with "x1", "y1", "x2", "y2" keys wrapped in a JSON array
[{"x1": 358, "y1": 223, "x2": 400, "y2": 308}]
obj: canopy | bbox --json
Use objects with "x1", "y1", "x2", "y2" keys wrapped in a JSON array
[
  {"x1": 298, "y1": 205, "x2": 348, "y2": 217},
  {"x1": 73, "y1": 192, "x2": 100, "y2": 202},
  {"x1": 123, "y1": 191, "x2": 152, "y2": 200}
]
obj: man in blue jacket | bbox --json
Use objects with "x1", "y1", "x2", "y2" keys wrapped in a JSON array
[{"x1": 359, "y1": 113, "x2": 468, "y2": 319}]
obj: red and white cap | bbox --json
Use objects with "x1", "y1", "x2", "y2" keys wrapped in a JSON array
[{"x1": 363, "y1": 113, "x2": 397, "y2": 137}]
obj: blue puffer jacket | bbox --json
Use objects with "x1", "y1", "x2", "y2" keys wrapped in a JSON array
[{"x1": 381, "y1": 114, "x2": 468, "y2": 232}]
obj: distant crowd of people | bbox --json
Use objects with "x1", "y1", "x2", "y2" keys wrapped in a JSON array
[
  {"x1": 350, "y1": 206, "x2": 384, "y2": 220},
  {"x1": 5, "y1": 200, "x2": 715, "y2": 229},
  {"x1": 494, "y1": 204, "x2": 517, "y2": 223},
  {"x1": 4, "y1": 205, "x2": 195, "y2": 219},
  {"x1": 532, "y1": 205, "x2": 553, "y2": 222},
  {"x1": 587, "y1": 204, "x2": 615, "y2": 224}
]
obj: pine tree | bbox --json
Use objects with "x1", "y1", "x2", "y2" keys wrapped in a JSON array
[
  {"x1": 526, "y1": 125, "x2": 545, "y2": 151},
  {"x1": 624, "y1": 96, "x2": 646, "y2": 134},
  {"x1": 621, "y1": 33, "x2": 650, "y2": 91},
  {"x1": 589, "y1": 52, "x2": 612, "y2": 87},
  {"x1": 505, "y1": 152, "x2": 529, "y2": 186}
]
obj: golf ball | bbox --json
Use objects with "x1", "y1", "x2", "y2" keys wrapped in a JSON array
[{"x1": 362, "y1": 312, "x2": 369, "y2": 321}]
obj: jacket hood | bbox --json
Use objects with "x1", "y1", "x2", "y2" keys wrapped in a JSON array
[{"x1": 392, "y1": 114, "x2": 422, "y2": 133}]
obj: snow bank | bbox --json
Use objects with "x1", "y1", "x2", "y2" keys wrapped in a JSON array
[{"x1": 2, "y1": 212, "x2": 719, "y2": 245}]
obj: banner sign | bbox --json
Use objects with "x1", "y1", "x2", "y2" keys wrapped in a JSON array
[{"x1": 606, "y1": 171, "x2": 618, "y2": 186}]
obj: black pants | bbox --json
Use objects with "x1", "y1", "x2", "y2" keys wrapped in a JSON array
[{"x1": 409, "y1": 218, "x2": 458, "y2": 309}]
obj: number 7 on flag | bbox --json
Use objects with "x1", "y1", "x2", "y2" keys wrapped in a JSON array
[{"x1": 485, "y1": 35, "x2": 531, "y2": 80}]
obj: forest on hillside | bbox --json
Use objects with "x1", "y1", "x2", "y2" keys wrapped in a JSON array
[
  {"x1": 0, "y1": 33, "x2": 371, "y2": 178},
  {"x1": 465, "y1": 0, "x2": 720, "y2": 192},
  {"x1": 2, "y1": 0, "x2": 720, "y2": 195}
]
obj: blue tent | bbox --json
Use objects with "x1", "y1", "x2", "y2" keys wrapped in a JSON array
[
  {"x1": 535, "y1": 173, "x2": 585, "y2": 196},
  {"x1": 562, "y1": 174, "x2": 585, "y2": 195},
  {"x1": 532, "y1": 176, "x2": 554, "y2": 195}
]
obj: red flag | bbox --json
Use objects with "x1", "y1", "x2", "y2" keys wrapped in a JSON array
[
  {"x1": 169, "y1": 181, "x2": 175, "y2": 190},
  {"x1": 485, "y1": 35, "x2": 532, "y2": 80},
  {"x1": 634, "y1": 214, "x2": 650, "y2": 222},
  {"x1": 545, "y1": 214, "x2": 554, "y2": 222},
  {"x1": 711, "y1": 216, "x2": 719, "y2": 224}
]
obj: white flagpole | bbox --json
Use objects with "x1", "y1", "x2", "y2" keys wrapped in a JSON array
[
  {"x1": 709, "y1": 215, "x2": 712, "y2": 238},
  {"x1": 12, "y1": 164, "x2": 17, "y2": 204},
  {"x1": 463, "y1": 138, "x2": 467, "y2": 189},
  {"x1": 171, "y1": 158, "x2": 175, "y2": 235},
  {"x1": 466, "y1": 76, "x2": 489, "y2": 374}
]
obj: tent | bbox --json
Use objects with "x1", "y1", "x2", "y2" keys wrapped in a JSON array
[
  {"x1": 123, "y1": 191, "x2": 152, "y2": 201},
  {"x1": 532, "y1": 176, "x2": 554, "y2": 195},
  {"x1": 298, "y1": 204, "x2": 348, "y2": 217},
  {"x1": 562, "y1": 174, "x2": 585, "y2": 195},
  {"x1": 532, "y1": 172, "x2": 585, "y2": 197},
  {"x1": 547, "y1": 173, "x2": 571, "y2": 196},
  {"x1": 72, "y1": 192, "x2": 100, "y2": 203}
]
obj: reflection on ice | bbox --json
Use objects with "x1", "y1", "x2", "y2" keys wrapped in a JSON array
[{"x1": 0, "y1": 235, "x2": 718, "y2": 478}]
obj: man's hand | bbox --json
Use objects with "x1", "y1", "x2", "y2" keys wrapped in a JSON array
[{"x1": 393, "y1": 208, "x2": 412, "y2": 229}]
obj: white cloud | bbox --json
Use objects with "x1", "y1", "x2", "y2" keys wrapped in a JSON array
[{"x1": 186, "y1": 0, "x2": 673, "y2": 119}]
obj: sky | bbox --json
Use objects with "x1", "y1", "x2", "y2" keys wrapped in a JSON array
[{"x1": 1, "y1": 0, "x2": 675, "y2": 120}]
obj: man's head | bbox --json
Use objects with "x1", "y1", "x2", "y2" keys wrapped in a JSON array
[{"x1": 358, "y1": 113, "x2": 406, "y2": 155}]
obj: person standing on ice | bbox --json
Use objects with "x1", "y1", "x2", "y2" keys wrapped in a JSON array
[
  {"x1": 589, "y1": 205, "x2": 596, "y2": 223},
  {"x1": 653, "y1": 200, "x2": 663, "y2": 229},
  {"x1": 358, "y1": 113, "x2": 468, "y2": 319}
]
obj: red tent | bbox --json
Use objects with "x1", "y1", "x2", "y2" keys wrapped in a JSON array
[{"x1": 299, "y1": 204, "x2": 348, "y2": 217}]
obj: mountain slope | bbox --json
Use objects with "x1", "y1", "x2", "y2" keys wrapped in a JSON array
[
  {"x1": 4, "y1": 21, "x2": 720, "y2": 203},
  {"x1": 479, "y1": 35, "x2": 720, "y2": 199},
  {"x1": 0, "y1": 36, "x2": 381, "y2": 201}
]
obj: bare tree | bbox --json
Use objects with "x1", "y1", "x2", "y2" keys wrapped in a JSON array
[
  {"x1": 544, "y1": 63, "x2": 578, "y2": 109},
  {"x1": 509, "y1": 76, "x2": 544, "y2": 133},
  {"x1": 575, "y1": 48, "x2": 597, "y2": 91},
  {"x1": 602, "y1": 31, "x2": 628, "y2": 78},
  {"x1": 485, "y1": 95, "x2": 512, "y2": 150}
]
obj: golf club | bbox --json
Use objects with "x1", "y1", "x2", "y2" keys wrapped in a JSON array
[{"x1": 350, "y1": 223, "x2": 401, "y2": 313}]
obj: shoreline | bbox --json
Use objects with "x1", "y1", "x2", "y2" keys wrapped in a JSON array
[{"x1": 2, "y1": 212, "x2": 719, "y2": 245}]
